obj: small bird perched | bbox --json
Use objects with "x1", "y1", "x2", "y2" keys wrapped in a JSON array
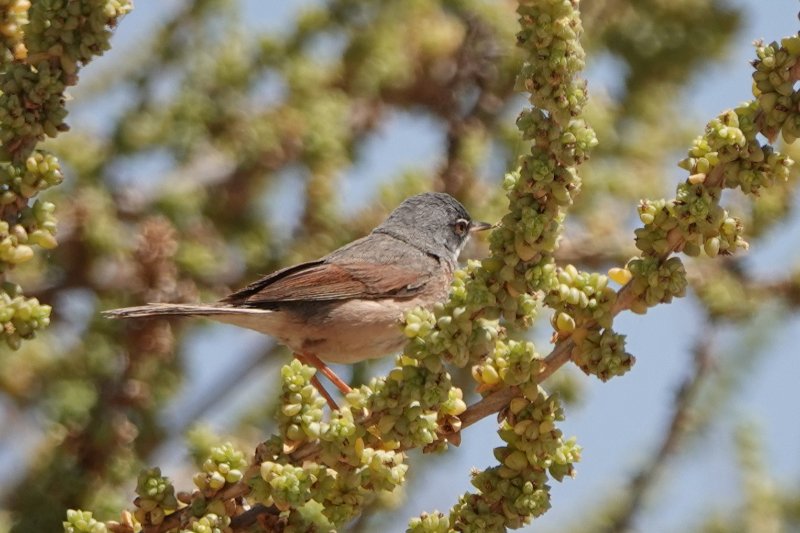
[{"x1": 105, "y1": 192, "x2": 491, "y2": 407}]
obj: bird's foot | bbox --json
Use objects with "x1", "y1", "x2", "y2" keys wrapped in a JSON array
[{"x1": 295, "y1": 352, "x2": 352, "y2": 410}]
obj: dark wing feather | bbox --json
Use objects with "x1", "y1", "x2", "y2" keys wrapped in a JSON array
[{"x1": 221, "y1": 260, "x2": 427, "y2": 307}]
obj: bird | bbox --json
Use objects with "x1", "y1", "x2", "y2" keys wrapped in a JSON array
[{"x1": 104, "y1": 192, "x2": 492, "y2": 408}]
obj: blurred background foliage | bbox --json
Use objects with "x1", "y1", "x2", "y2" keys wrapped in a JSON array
[{"x1": 1, "y1": 0, "x2": 799, "y2": 532}]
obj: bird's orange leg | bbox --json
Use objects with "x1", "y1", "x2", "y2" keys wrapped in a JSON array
[
  {"x1": 310, "y1": 374, "x2": 339, "y2": 411},
  {"x1": 294, "y1": 353, "x2": 352, "y2": 410}
]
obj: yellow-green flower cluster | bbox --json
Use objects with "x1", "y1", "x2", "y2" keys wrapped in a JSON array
[
  {"x1": 408, "y1": 512, "x2": 449, "y2": 533},
  {"x1": 348, "y1": 357, "x2": 457, "y2": 449},
  {"x1": 404, "y1": 264, "x2": 502, "y2": 367},
  {"x1": 542, "y1": 265, "x2": 632, "y2": 380},
  {"x1": 256, "y1": 434, "x2": 407, "y2": 528},
  {"x1": 471, "y1": 339, "x2": 541, "y2": 390},
  {"x1": 515, "y1": 0, "x2": 587, "y2": 123},
  {"x1": 752, "y1": 36, "x2": 800, "y2": 142},
  {"x1": 626, "y1": 256, "x2": 687, "y2": 312},
  {"x1": 404, "y1": 0, "x2": 596, "y2": 370},
  {"x1": 62, "y1": 509, "x2": 107, "y2": 533},
  {"x1": 181, "y1": 513, "x2": 231, "y2": 533},
  {"x1": 0, "y1": 201, "x2": 57, "y2": 258},
  {"x1": 407, "y1": 3, "x2": 592, "y2": 528},
  {"x1": 496, "y1": 388, "x2": 580, "y2": 480},
  {"x1": 0, "y1": 281, "x2": 50, "y2": 349},
  {"x1": 134, "y1": 467, "x2": 178, "y2": 527},
  {"x1": 570, "y1": 328, "x2": 634, "y2": 381},
  {"x1": 679, "y1": 106, "x2": 792, "y2": 198},
  {"x1": 1, "y1": 0, "x2": 132, "y2": 353},
  {"x1": 625, "y1": 37, "x2": 799, "y2": 316},
  {"x1": 413, "y1": 388, "x2": 580, "y2": 531},
  {"x1": 0, "y1": 0, "x2": 29, "y2": 61},
  {"x1": 487, "y1": 0, "x2": 596, "y2": 328},
  {"x1": 0, "y1": 60, "x2": 67, "y2": 145},
  {"x1": 248, "y1": 362, "x2": 412, "y2": 529},
  {"x1": 256, "y1": 461, "x2": 334, "y2": 511},
  {"x1": 322, "y1": 444, "x2": 407, "y2": 525},
  {"x1": 0, "y1": 220, "x2": 32, "y2": 265},
  {"x1": 1, "y1": 150, "x2": 63, "y2": 200},
  {"x1": 318, "y1": 404, "x2": 358, "y2": 446},
  {"x1": 546, "y1": 265, "x2": 616, "y2": 332},
  {"x1": 276, "y1": 359, "x2": 327, "y2": 445},
  {"x1": 192, "y1": 442, "x2": 248, "y2": 493},
  {"x1": 0, "y1": 192, "x2": 57, "y2": 350},
  {"x1": 25, "y1": 0, "x2": 133, "y2": 72}
]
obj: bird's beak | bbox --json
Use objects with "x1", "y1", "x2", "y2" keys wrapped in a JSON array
[{"x1": 470, "y1": 221, "x2": 494, "y2": 233}]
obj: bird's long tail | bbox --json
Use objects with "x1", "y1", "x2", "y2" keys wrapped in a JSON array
[{"x1": 103, "y1": 303, "x2": 260, "y2": 319}]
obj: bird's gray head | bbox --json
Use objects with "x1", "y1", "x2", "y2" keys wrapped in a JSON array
[{"x1": 373, "y1": 192, "x2": 491, "y2": 263}]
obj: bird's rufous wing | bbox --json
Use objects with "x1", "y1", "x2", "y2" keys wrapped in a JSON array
[{"x1": 221, "y1": 260, "x2": 428, "y2": 307}]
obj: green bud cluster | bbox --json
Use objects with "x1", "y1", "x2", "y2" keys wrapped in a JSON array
[
  {"x1": 723, "y1": 143, "x2": 792, "y2": 196},
  {"x1": 402, "y1": 0, "x2": 597, "y2": 402},
  {"x1": 256, "y1": 461, "x2": 334, "y2": 511},
  {"x1": 471, "y1": 339, "x2": 541, "y2": 390},
  {"x1": 25, "y1": 0, "x2": 133, "y2": 71},
  {"x1": 1, "y1": 0, "x2": 132, "y2": 354},
  {"x1": 408, "y1": 511, "x2": 449, "y2": 533},
  {"x1": 516, "y1": 114, "x2": 597, "y2": 170},
  {"x1": 318, "y1": 404, "x2": 358, "y2": 446},
  {"x1": 0, "y1": 61, "x2": 68, "y2": 145},
  {"x1": 0, "y1": 0, "x2": 29, "y2": 61},
  {"x1": 182, "y1": 513, "x2": 231, "y2": 533},
  {"x1": 247, "y1": 362, "x2": 412, "y2": 529},
  {"x1": 0, "y1": 201, "x2": 57, "y2": 260},
  {"x1": 192, "y1": 442, "x2": 247, "y2": 493},
  {"x1": 678, "y1": 107, "x2": 792, "y2": 198},
  {"x1": 541, "y1": 264, "x2": 627, "y2": 380},
  {"x1": 626, "y1": 256, "x2": 687, "y2": 312},
  {"x1": 496, "y1": 388, "x2": 580, "y2": 480},
  {"x1": 0, "y1": 281, "x2": 50, "y2": 349},
  {"x1": 62, "y1": 509, "x2": 107, "y2": 533},
  {"x1": 257, "y1": 442, "x2": 408, "y2": 527},
  {"x1": 546, "y1": 264, "x2": 615, "y2": 331},
  {"x1": 408, "y1": 6, "x2": 593, "y2": 527},
  {"x1": 412, "y1": 388, "x2": 579, "y2": 531},
  {"x1": 348, "y1": 358, "x2": 456, "y2": 449},
  {"x1": 626, "y1": 43, "x2": 798, "y2": 314},
  {"x1": 321, "y1": 442, "x2": 408, "y2": 526},
  {"x1": 485, "y1": 0, "x2": 595, "y2": 329},
  {"x1": 134, "y1": 467, "x2": 178, "y2": 527},
  {"x1": 404, "y1": 275, "x2": 502, "y2": 367},
  {"x1": 487, "y1": 187, "x2": 560, "y2": 323},
  {"x1": 515, "y1": 0, "x2": 587, "y2": 123},
  {"x1": 276, "y1": 360, "x2": 327, "y2": 445},
  {"x1": 752, "y1": 36, "x2": 800, "y2": 142},
  {"x1": 0, "y1": 220, "x2": 33, "y2": 265},
  {"x1": 0, "y1": 194, "x2": 58, "y2": 349},
  {"x1": 404, "y1": 4, "x2": 594, "y2": 528},
  {"x1": 0, "y1": 150, "x2": 63, "y2": 199},
  {"x1": 570, "y1": 328, "x2": 634, "y2": 381}
]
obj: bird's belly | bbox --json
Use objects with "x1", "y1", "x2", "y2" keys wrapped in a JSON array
[
  {"x1": 287, "y1": 298, "x2": 419, "y2": 364},
  {"x1": 208, "y1": 294, "x2": 444, "y2": 364}
]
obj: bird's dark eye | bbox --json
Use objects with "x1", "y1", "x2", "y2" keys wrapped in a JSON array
[{"x1": 454, "y1": 219, "x2": 469, "y2": 236}]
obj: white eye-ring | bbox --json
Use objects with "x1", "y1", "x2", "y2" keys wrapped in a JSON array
[{"x1": 454, "y1": 218, "x2": 469, "y2": 236}]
